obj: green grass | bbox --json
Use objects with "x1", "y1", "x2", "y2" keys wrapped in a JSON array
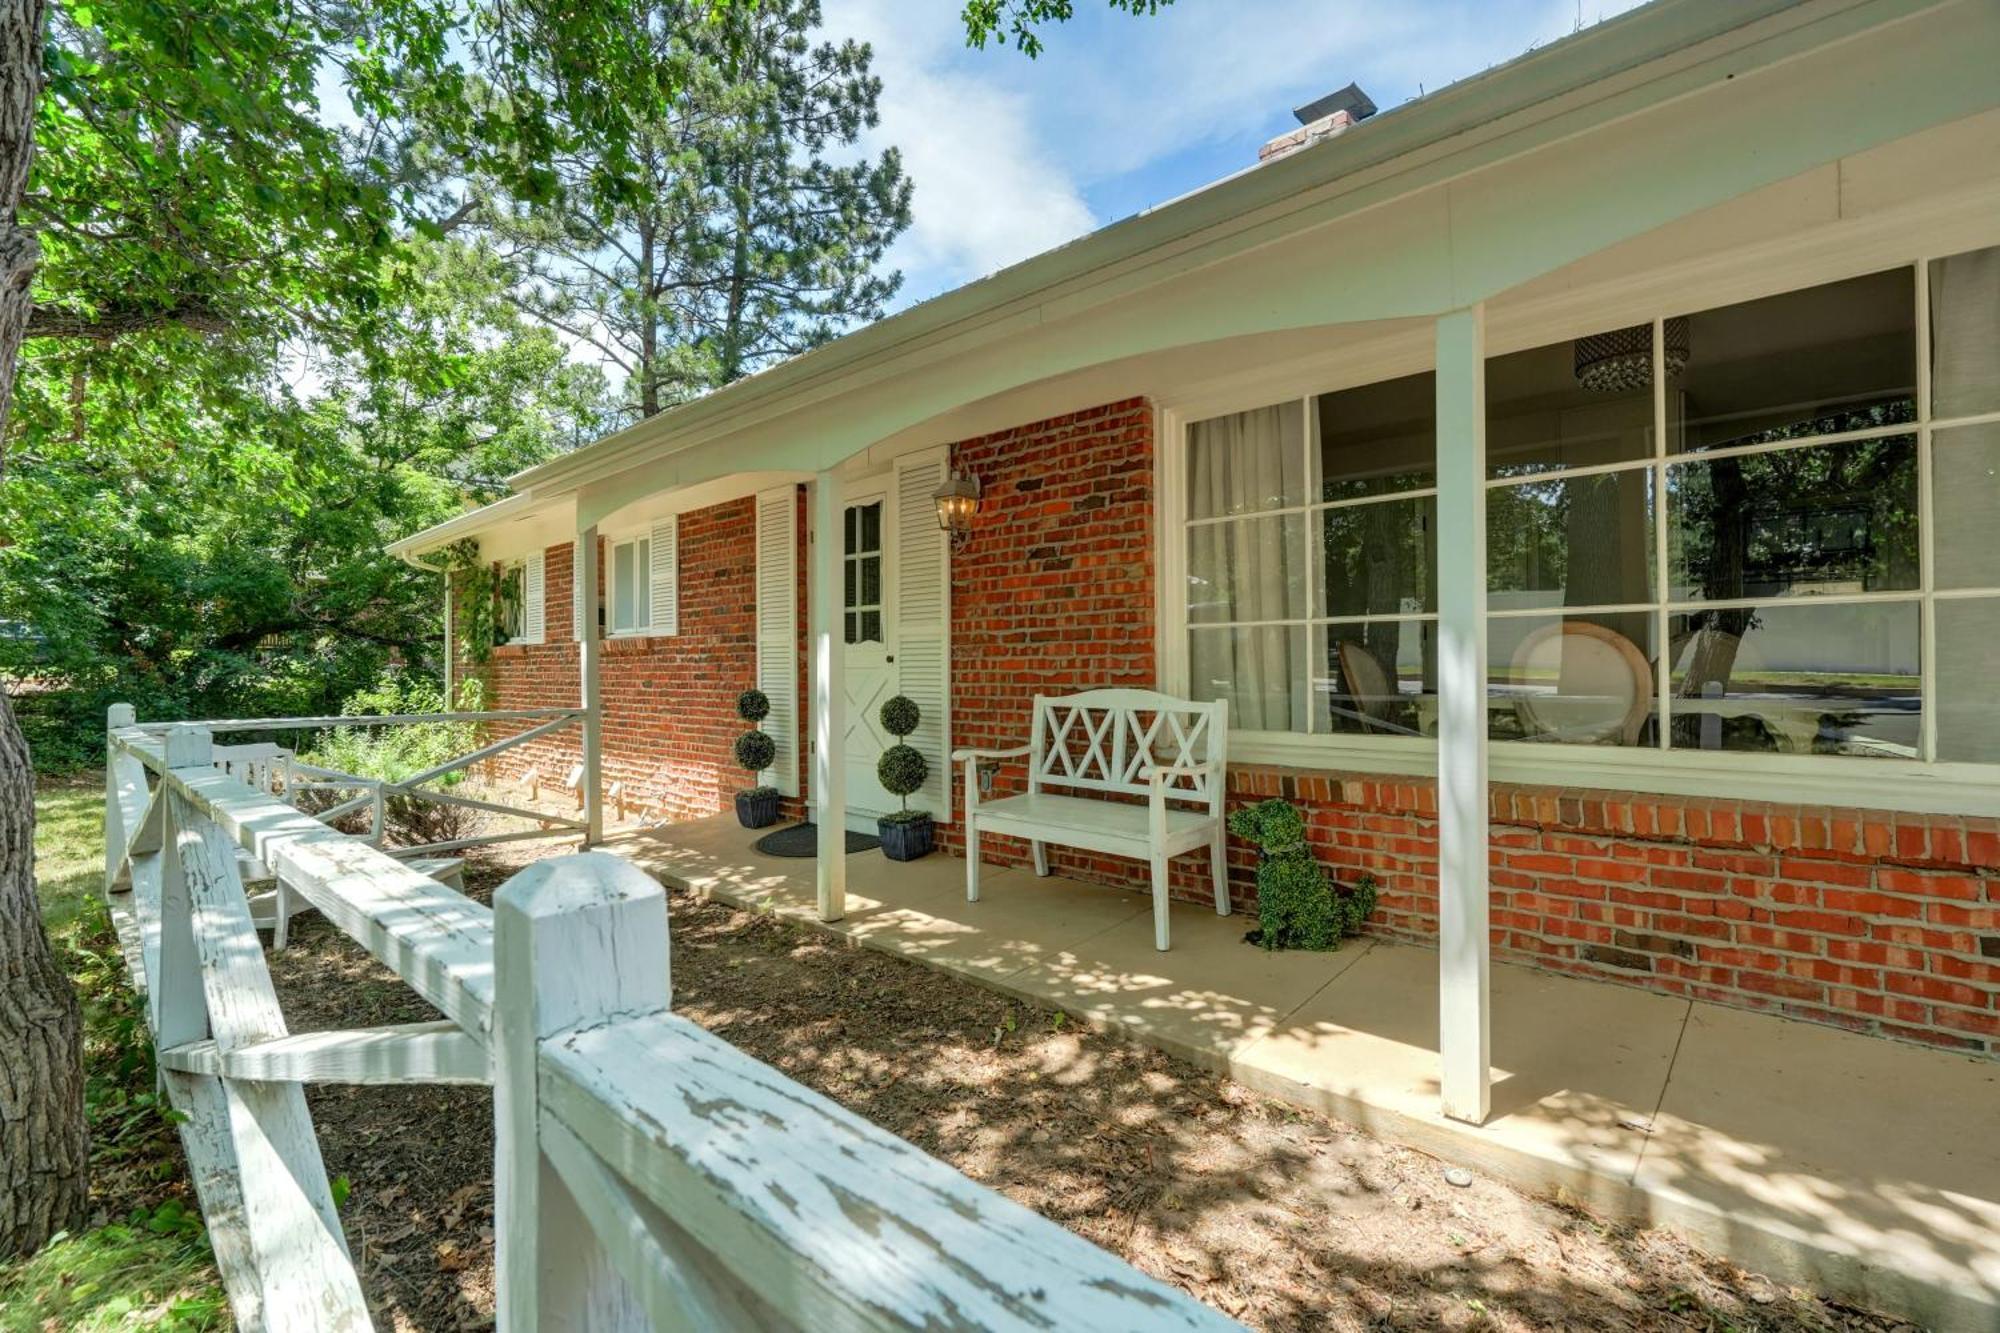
[{"x1": 0, "y1": 777, "x2": 229, "y2": 1331}]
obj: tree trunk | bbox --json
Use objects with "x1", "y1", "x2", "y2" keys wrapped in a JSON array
[
  {"x1": 0, "y1": 0, "x2": 87, "y2": 1261},
  {"x1": 0, "y1": 687, "x2": 87, "y2": 1257}
]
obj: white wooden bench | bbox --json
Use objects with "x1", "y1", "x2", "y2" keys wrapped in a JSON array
[{"x1": 955, "y1": 689, "x2": 1230, "y2": 951}]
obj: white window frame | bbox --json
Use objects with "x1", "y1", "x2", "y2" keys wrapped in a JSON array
[
  {"x1": 498, "y1": 557, "x2": 543, "y2": 646},
  {"x1": 604, "y1": 518, "x2": 678, "y2": 639},
  {"x1": 1156, "y1": 253, "x2": 2000, "y2": 817},
  {"x1": 842, "y1": 495, "x2": 888, "y2": 646}
]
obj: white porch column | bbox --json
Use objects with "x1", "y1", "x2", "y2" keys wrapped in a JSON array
[
  {"x1": 810, "y1": 471, "x2": 847, "y2": 921},
  {"x1": 1435, "y1": 305, "x2": 1491, "y2": 1125},
  {"x1": 442, "y1": 567, "x2": 455, "y2": 705},
  {"x1": 576, "y1": 525, "x2": 605, "y2": 846}
]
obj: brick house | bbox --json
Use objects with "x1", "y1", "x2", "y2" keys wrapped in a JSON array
[{"x1": 391, "y1": 0, "x2": 2000, "y2": 1130}]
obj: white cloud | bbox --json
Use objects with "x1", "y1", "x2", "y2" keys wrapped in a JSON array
[
  {"x1": 824, "y1": 0, "x2": 1646, "y2": 307},
  {"x1": 826, "y1": 0, "x2": 1096, "y2": 298}
]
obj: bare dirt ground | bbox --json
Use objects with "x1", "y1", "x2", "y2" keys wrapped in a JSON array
[{"x1": 268, "y1": 840, "x2": 1916, "y2": 1333}]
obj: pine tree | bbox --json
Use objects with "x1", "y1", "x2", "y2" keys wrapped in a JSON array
[{"x1": 492, "y1": 0, "x2": 910, "y2": 417}]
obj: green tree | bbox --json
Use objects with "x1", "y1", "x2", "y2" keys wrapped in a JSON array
[
  {"x1": 0, "y1": 0, "x2": 724, "y2": 1259},
  {"x1": 490, "y1": 0, "x2": 910, "y2": 417}
]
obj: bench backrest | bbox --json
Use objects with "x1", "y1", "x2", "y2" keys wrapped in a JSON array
[
  {"x1": 1028, "y1": 690, "x2": 1228, "y2": 809},
  {"x1": 212, "y1": 742, "x2": 292, "y2": 796}
]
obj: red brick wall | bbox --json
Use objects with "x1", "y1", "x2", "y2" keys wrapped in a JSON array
[
  {"x1": 476, "y1": 543, "x2": 581, "y2": 799},
  {"x1": 467, "y1": 490, "x2": 810, "y2": 826},
  {"x1": 938, "y1": 398, "x2": 1158, "y2": 884},
  {"x1": 1220, "y1": 769, "x2": 1999, "y2": 1057}
]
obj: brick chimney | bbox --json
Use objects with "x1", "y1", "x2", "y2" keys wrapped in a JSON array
[{"x1": 1259, "y1": 82, "x2": 1377, "y2": 163}]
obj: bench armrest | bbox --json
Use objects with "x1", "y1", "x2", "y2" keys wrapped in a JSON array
[{"x1": 951, "y1": 743, "x2": 1031, "y2": 763}]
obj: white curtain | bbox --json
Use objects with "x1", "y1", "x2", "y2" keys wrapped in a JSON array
[
  {"x1": 1932, "y1": 245, "x2": 2000, "y2": 420},
  {"x1": 1186, "y1": 403, "x2": 1304, "y2": 731}
]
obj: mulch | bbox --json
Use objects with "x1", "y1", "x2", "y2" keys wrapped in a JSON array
[{"x1": 260, "y1": 842, "x2": 1915, "y2": 1333}]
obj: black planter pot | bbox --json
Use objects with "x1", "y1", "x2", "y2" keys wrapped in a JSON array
[
  {"x1": 735, "y1": 789, "x2": 782, "y2": 829},
  {"x1": 878, "y1": 814, "x2": 934, "y2": 862}
]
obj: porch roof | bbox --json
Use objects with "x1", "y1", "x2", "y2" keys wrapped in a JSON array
[{"x1": 387, "y1": 0, "x2": 1967, "y2": 562}]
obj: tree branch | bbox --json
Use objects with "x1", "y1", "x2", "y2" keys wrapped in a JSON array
[{"x1": 25, "y1": 297, "x2": 231, "y2": 341}]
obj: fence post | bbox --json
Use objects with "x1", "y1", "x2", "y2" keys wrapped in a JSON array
[
  {"x1": 493, "y1": 852, "x2": 671, "y2": 1330},
  {"x1": 103, "y1": 703, "x2": 135, "y2": 895}
]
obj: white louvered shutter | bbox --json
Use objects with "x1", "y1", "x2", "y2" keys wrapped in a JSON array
[
  {"x1": 894, "y1": 448, "x2": 951, "y2": 819},
  {"x1": 648, "y1": 516, "x2": 678, "y2": 635},
  {"x1": 755, "y1": 486, "x2": 799, "y2": 796},
  {"x1": 522, "y1": 551, "x2": 546, "y2": 644}
]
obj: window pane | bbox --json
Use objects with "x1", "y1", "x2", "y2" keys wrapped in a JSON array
[
  {"x1": 844, "y1": 611, "x2": 858, "y2": 644},
  {"x1": 1673, "y1": 268, "x2": 1914, "y2": 452},
  {"x1": 1188, "y1": 625, "x2": 1306, "y2": 732},
  {"x1": 1316, "y1": 371, "x2": 1435, "y2": 500},
  {"x1": 1186, "y1": 513, "x2": 1306, "y2": 624},
  {"x1": 636, "y1": 539, "x2": 650, "y2": 621},
  {"x1": 1487, "y1": 330, "x2": 1653, "y2": 477},
  {"x1": 1322, "y1": 496, "x2": 1435, "y2": 617},
  {"x1": 500, "y1": 566, "x2": 524, "y2": 639},
  {"x1": 860, "y1": 610, "x2": 882, "y2": 643},
  {"x1": 1667, "y1": 602, "x2": 1918, "y2": 758},
  {"x1": 1317, "y1": 622, "x2": 1437, "y2": 736},
  {"x1": 1488, "y1": 469, "x2": 1654, "y2": 607},
  {"x1": 860, "y1": 555, "x2": 881, "y2": 607},
  {"x1": 844, "y1": 559, "x2": 856, "y2": 607},
  {"x1": 1937, "y1": 597, "x2": 2000, "y2": 763},
  {"x1": 843, "y1": 506, "x2": 857, "y2": 554},
  {"x1": 1187, "y1": 401, "x2": 1305, "y2": 518},
  {"x1": 1489, "y1": 613, "x2": 1657, "y2": 746},
  {"x1": 1934, "y1": 424, "x2": 2000, "y2": 590},
  {"x1": 612, "y1": 542, "x2": 637, "y2": 631},
  {"x1": 1930, "y1": 246, "x2": 2000, "y2": 421},
  {"x1": 1668, "y1": 436, "x2": 1918, "y2": 601},
  {"x1": 860, "y1": 501, "x2": 881, "y2": 552}
]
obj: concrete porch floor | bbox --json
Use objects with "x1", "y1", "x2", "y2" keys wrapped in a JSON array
[{"x1": 599, "y1": 814, "x2": 2000, "y2": 1330}]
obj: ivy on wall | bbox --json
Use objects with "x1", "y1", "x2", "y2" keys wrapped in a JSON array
[{"x1": 445, "y1": 538, "x2": 519, "y2": 670}]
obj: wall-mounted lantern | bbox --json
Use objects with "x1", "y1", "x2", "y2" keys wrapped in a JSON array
[{"x1": 932, "y1": 469, "x2": 982, "y2": 551}]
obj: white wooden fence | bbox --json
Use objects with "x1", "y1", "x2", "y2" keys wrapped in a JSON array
[{"x1": 102, "y1": 707, "x2": 1240, "y2": 1332}]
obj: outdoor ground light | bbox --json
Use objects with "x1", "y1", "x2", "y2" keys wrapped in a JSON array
[{"x1": 932, "y1": 469, "x2": 982, "y2": 550}]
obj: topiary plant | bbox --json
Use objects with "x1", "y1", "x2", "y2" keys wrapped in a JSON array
[
  {"x1": 1226, "y1": 798, "x2": 1374, "y2": 951},
  {"x1": 735, "y1": 690, "x2": 776, "y2": 796},
  {"x1": 875, "y1": 695, "x2": 928, "y2": 824}
]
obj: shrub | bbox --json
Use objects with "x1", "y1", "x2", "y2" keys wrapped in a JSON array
[
  {"x1": 735, "y1": 730, "x2": 777, "y2": 777},
  {"x1": 875, "y1": 696, "x2": 928, "y2": 818},
  {"x1": 1226, "y1": 797, "x2": 1375, "y2": 951},
  {"x1": 300, "y1": 672, "x2": 483, "y2": 848},
  {"x1": 734, "y1": 693, "x2": 776, "y2": 797},
  {"x1": 878, "y1": 694, "x2": 919, "y2": 738}
]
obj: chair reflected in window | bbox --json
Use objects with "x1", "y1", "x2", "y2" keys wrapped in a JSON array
[
  {"x1": 1334, "y1": 640, "x2": 1395, "y2": 734},
  {"x1": 1507, "y1": 621, "x2": 1653, "y2": 746}
]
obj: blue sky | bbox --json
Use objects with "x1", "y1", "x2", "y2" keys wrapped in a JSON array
[{"x1": 826, "y1": 0, "x2": 1645, "y2": 310}]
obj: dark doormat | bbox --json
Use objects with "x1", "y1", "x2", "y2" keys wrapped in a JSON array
[{"x1": 754, "y1": 822, "x2": 881, "y2": 858}]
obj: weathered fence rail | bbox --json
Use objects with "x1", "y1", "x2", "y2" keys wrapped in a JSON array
[{"x1": 102, "y1": 706, "x2": 1240, "y2": 1332}]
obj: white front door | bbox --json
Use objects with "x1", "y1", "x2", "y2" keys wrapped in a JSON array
[{"x1": 841, "y1": 488, "x2": 899, "y2": 827}]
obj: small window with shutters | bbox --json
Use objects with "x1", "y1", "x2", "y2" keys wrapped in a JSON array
[
  {"x1": 497, "y1": 553, "x2": 545, "y2": 645},
  {"x1": 608, "y1": 517, "x2": 677, "y2": 636}
]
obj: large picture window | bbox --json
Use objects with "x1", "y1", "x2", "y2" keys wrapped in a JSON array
[
  {"x1": 1179, "y1": 247, "x2": 2000, "y2": 768},
  {"x1": 1186, "y1": 375, "x2": 1436, "y2": 735}
]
